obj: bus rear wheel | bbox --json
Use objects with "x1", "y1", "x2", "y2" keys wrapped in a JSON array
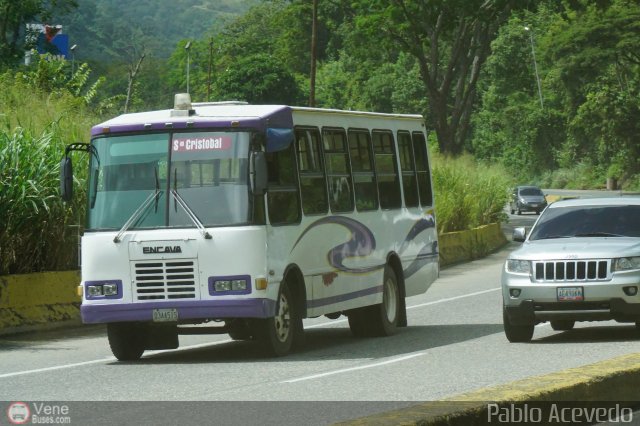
[
  {"x1": 107, "y1": 322, "x2": 145, "y2": 361},
  {"x1": 348, "y1": 265, "x2": 400, "y2": 337}
]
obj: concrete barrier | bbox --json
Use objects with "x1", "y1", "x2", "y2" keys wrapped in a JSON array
[
  {"x1": 439, "y1": 223, "x2": 507, "y2": 267},
  {"x1": 336, "y1": 353, "x2": 640, "y2": 425},
  {"x1": 0, "y1": 223, "x2": 508, "y2": 335},
  {"x1": 0, "y1": 270, "x2": 81, "y2": 335}
]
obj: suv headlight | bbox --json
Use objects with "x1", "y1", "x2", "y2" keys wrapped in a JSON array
[
  {"x1": 506, "y1": 259, "x2": 531, "y2": 274},
  {"x1": 613, "y1": 257, "x2": 640, "y2": 272}
]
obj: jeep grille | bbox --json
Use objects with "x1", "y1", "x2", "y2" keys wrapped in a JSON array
[{"x1": 533, "y1": 259, "x2": 611, "y2": 282}]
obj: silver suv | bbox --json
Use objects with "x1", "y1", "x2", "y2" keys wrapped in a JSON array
[{"x1": 502, "y1": 197, "x2": 640, "y2": 342}]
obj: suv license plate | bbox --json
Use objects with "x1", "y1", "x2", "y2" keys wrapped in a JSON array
[
  {"x1": 153, "y1": 308, "x2": 178, "y2": 322},
  {"x1": 557, "y1": 287, "x2": 584, "y2": 301}
]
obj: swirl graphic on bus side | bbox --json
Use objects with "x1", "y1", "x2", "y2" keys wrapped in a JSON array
[
  {"x1": 292, "y1": 215, "x2": 437, "y2": 276},
  {"x1": 291, "y1": 216, "x2": 381, "y2": 273},
  {"x1": 399, "y1": 216, "x2": 438, "y2": 278}
]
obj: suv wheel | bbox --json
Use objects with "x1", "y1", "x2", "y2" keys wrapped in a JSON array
[{"x1": 503, "y1": 307, "x2": 534, "y2": 342}]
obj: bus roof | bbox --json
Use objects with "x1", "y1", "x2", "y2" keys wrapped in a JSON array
[{"x1": 91, "y1": 99, "x2": 424, "y2": 137}]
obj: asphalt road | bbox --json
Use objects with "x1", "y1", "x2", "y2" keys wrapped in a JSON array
[
  {"x1": 2, "y1": 194, "x2": 638, "y2": 425},
  {"x1": 3, "y1": 219, "x2": 640, "y2": 424}
]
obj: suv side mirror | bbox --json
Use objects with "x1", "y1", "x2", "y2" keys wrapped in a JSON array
[
  {"x1": 60, "y1": 157, "x2": 73, "y2": 202},
  {"x1": 513, "y1": 227, "x2": 527, "y2": 242},
  {"x1": 251, "y1": 151, "x2": 268, "y2": 196}
]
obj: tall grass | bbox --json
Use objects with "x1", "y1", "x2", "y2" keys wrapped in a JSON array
[
  {"x1": 0, "y1": 73, "x2": 95, "y2": 274},
  {"x1": 432, "y1": 154, "x2": 511, "y2": 234}
]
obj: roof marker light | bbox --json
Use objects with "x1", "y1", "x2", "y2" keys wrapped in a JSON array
[
  {"x1": 171, "y1": 93, "x2": 195, "y2": 117},
  {"x1": 174, "y1": 93, "x2": 192, "y2": 110}
]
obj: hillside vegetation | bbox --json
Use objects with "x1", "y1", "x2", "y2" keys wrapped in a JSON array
[{"x1": 1, "y1": 0, "x2": 637, "y2": 273}]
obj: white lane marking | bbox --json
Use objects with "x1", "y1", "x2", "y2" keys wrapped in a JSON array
[
  {"x1": 0, "y1": 358, "x2": 115, "y2": 379},
  {"x1": 0, "y1": 340, "x2": 232, "y2": 379},
  {"x1": 304, "y1": 288, "x2": 502, "y2": 330},
  {"x1": 1, "y1": 288, "x2": 500, "y2": 379},
  {"x1": 285, "y1": 287, "x2": 502, "y2": 383},
  {"x1": 407, "y1": 288, "x2": 501, "y2": 310},
  {"x1": 283, "y1": 353, "x2": 426, "y2": 383}
]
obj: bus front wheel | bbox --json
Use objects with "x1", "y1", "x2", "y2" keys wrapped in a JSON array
[
  {"x1": 107, "y1": 322, "x2": 145, "y2": 361},
  {"x1": 254, "y1": 282, "x2": 298, "y2": 356}
]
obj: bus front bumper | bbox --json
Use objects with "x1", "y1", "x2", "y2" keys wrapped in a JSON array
[{"x1": 81, "y1": 298, "x2": 276, "y2": 324}]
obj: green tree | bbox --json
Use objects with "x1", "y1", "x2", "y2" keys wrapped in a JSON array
[
  {"x1": 470, "y1": 6, "x2": 565, "y2": 180},
  {"x1": 544, "y1": 0, "x2": 640, "y2": 177},
  {"x1": 215, "y1": 53, "x2": 303, "y2": 104},
  {"x1": 352, "y1": 0, "x2": 534, "y2": 154}
]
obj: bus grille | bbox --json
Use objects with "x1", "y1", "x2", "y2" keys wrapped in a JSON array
[
  {"x1": 533, "y1": 260, "x2": 610, "y2": 282},
  {"x1": 133, "y1": 260, "x2": 197, "y2": 301}
]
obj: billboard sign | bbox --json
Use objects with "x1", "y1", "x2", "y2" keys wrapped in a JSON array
[{"x1": 25, "y1": 24, "x2": 69, "y2": 59}]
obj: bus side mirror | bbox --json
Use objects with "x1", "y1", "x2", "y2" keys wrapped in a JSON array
[
  {"x1": 251, "y1": 151, "x2": 268, "y2": 196},
  {"x1": 60, "y1": 157, "x2": 73, "y2": 202}
]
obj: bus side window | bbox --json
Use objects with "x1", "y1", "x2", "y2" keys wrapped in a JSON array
[
  {"x1": 412, "y1": 132, "x2": 433, "y2": 206},
  {"x1": 322, "y1": 128, "x2": 354, "y2": 213},
  {"x1": 372, "y1": 130, "x2": 401, "y2": 209},
  {"x1": 266, "y1": 143, "x2": 301, "y2": 225},
  {"x1": 295, "y1": 127, "x2": 328, "y2": 215},
  {"x1": 348, "y1": 129, "x2": 378, "y2": 211},
  {"x1": 398, "y1": 131, "x2": 419, "y2": 208}
]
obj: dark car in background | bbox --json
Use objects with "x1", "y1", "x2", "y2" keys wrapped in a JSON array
[{"x1": 509, "y1": 185, "x2": 547, "y2": 215}]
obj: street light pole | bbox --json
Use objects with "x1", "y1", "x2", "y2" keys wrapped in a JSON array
[
  {"x1": 309, "y1": 0, "x2": 318, "y2": 107},
  {"x1": 185, "y1": 41, "x2": 192, "y2": 94},
  {"x1": 524, "y1": 26, "x2": 543, "y2": 109},
  {"x1": 207, "y1": 38, "x2": 213, "y2": 101},
  {"x1": 70, "y1": 44, "x2": 77, "y2": 78}
]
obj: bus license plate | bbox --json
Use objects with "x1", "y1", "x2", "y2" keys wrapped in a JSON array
[
  {"x1": 153, "y1": 308, "x2": 178, "y2": 322},
  {"x1": 557, "y1": 287, "x2": 583, "y2": 301}
]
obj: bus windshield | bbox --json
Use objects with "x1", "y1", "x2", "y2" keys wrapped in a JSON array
[{"x1": 88, "y1": 131, "x2": 253, "y2": 230}]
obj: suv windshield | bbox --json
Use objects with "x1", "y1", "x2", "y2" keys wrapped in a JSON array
[
  {"x1": 529, "y1": 204, "x2": 640, "y2": 240},
  {"x1": 88, "y1": 131, "x2": 253, "y2": 230}
]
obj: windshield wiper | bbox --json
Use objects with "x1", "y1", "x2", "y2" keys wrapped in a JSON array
[
  {"x1": 171, "y1": 189, "x2": 212, "y2": 240},
  {"x1": 113, "y1": 190, "x2": 162, "y2": 243},
  {"x1": 154, "y1": 166, "x2": 160, "y2": 213},
  {"x1": 574, "y1": 232, "x2": 624, "y2": 237},
  {"x1": 532, "y1": 235, "x2": 573, "y2": 240}
]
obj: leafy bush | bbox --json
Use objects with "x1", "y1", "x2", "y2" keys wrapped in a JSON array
[
  {"x1": 0, "y1": 125, "x2": 88, "y2": 274},
  {"x1": 432, "y1": 154, "x2": 510, "y2": 234},
  {"x1": 0, "y1": 66, "x2": 96, "y2": 274}
]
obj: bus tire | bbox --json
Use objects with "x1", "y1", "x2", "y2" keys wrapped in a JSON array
[
  {"x1": 107, "y1": 322, "x2": 145, "y2": 361},
  {"x1": 369, "y1": 264, "x2": 400, "y2": 336},
  {"x1": 254, "y1": 282, "x2": 296, "y2": 357}
]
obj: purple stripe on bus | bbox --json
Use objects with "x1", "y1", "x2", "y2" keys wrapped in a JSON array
[
  {"x1": 80, "y1": 298, "x2": 276, "y2": 324},
  {"x1": 305, "y1": 285, "x2": 383, "y2": 309}
]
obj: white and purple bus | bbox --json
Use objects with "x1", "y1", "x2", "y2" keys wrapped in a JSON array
[{"x1": 60, "y1": 94, "x2": 439, "y2": 360}]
